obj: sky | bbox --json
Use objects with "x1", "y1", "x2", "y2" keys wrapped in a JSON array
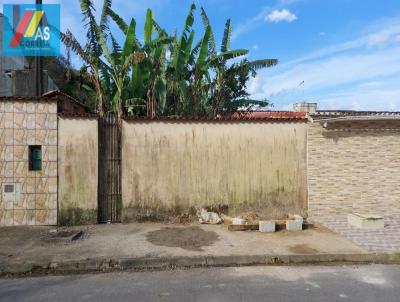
[{"x1": 1, "y1": 0, "x2": 400, "y2": 111}]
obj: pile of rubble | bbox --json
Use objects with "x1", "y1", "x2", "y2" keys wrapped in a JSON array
[{"x1": 197, "y1": 208, "x2": 311, "y2": 233}]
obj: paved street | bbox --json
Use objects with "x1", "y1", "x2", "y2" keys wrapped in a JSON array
[{"x1": 1, "y1": 265, "x2": 399, "y2": 302}]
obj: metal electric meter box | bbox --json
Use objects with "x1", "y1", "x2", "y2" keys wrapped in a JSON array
[{"x1": 2, "y1": 183, "x2": 21, "y2": 202}]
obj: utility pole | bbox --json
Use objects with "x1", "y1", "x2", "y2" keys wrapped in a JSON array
[{"x1": 35, "y1": 0, "x2": 43, "y2": 96}]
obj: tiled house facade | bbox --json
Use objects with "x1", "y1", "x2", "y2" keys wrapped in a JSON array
[
  {"x1": 0, "y1": 99, "x2": 58, "y2": 226},
  {"x1": 0, "y1": 93, "x2": 92, "y2": 226}
]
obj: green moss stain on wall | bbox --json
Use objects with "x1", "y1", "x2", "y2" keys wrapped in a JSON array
[
  {"x1": 59, "y1": 208, "x2": 97, "y2": 226},
  {"x1": 58, "y1": 119, "x2": 98, "y2": 225},
  {"x1": 122, "y1": 121, "x2": 307, "y2": 221}
]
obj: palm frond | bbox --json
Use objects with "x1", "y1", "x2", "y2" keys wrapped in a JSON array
[
  {"x1": 79, "y1": 0, "x2": 100, "y2": 55},
  {"x1": 144, "y1": 9, "x2": 153, "y2": 45},
  {"x1": 96, "y1": 25, "x2": 115, "y2": 69},
  {"x1": 79, "y1": 0, "x2": 95, "y2": 21},
  {"x1": 248, "y1": 59, "x2": 278, "y2": 70},
  {"x1": 188, "y1": 40, "x2": 201, "y2": 67},
  {"x1": 207, "y1": 49, "x2": 248, "y2": 67},
  {"x1": 183, "y1": 31, "x2": 195, "y2": 67},
  {"x1": 197, "y1": 26, "x2": 211, "y2": 68},
  {"x1": 172, "y1": 4, "x2": 196, "y2": 70},
  {"x1": 122, "y1": 19, "x2": 137, "y2": 59},
  {"x1": 182, "y1": 3, "x2": 196, "y2": 39},
  {"x1": 110, "y1": 33, "x2": 121, "y2": 64},
  {"x1": 100, "y1": 0, "x2": 112, "y2": 33},
  {"x1": 108, "y1": 8, "x2": 128, "y2": 34},
  {"x1": 153, "y1": 20, "x2": 167, "y2": 37},
  {"x1": 110, "y1": 33, "x2": 121, "y2": 53},
  {"x1": 200, "y1": 7, "x2": 216, "y2": 56},
  {"x1": 221, "y1": 19, "x2": 232, "y2": 52},
  {"x1": 61, "y1": 30, "x2": 90, "y2": 64}
]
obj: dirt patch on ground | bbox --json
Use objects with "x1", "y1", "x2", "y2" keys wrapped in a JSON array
[
  {"x1": 289, "y1": 244, "x2": 319, "y2": 254},
  {"x1": 146, "y1": 226, "x2": 219, "y2": 251}
]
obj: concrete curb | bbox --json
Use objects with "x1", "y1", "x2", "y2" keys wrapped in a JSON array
[{"x1": 1, "y1": 253, "x2": 400, "y2": 276}]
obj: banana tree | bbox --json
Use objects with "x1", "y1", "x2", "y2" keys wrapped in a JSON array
[
  {"x1": 108, "y1": 8, "x2": 172, "y2": 117},
  {"x1": 166, "y1": 4, "x2": 249, "y2": 117},
  {"x1": 200, "y1": 8, "x2": 278, "y2": 115},
  {"x1": 61, "y1": 0, "x2": 111, "y2": 116},
  {"x1": 63, "y1": 1, "x2": 279, "y2": 118},
  {"x1": 142, "y1": 9, "x2": 173, "y2": 117},
  {"x1": 96, "y1": 18, "x2": 147, "y2": 117},
  {"x1": 166, "y1": 3, "x2": 197, "y2": 116}
]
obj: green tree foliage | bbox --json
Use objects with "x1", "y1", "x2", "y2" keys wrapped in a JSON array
[
  {"x1": 61, "y1": 1, "x2": 278, "y2": 118},
  {"x1": 42, "y1": 55, "x2": 97, "y2": 110}
]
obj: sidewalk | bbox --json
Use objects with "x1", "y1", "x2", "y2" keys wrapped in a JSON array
[{"x1": 0, "y1": 222, "x2": 399, "y2": 276}]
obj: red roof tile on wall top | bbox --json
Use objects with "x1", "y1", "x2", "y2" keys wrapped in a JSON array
[
  {"x1": 124, "y1": 111, "x2": 307, "y2": 122},
  {"x1": 232, "y1": 111, "x2": 306, "y2": 120},
  {"x1": 42, "y1": 90, "x2": 90, "y2": 110},
  {"x1": 0, "y1": 96, "x2": 58, "y2": 102}
]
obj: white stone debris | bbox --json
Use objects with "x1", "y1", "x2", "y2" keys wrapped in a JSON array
[{"x1": 198, "y1": 208, "x2": 223, "y2": 224}]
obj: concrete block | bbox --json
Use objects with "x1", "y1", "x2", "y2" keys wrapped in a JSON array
[
  {"x1": 286, "y1": 220, "x2": 303, "y2": 231},
  {"x1": 259, "y1": 221, "x2": 276, "y2": 233},
  {"x1": 348, "y1": 213, "x2": 384, "y2": 229},
  {"x1": 293, "y1": 215, "x2": 304, "y2": 224},
  {"x1": 232, "y1": 218, "x2": 246, "y2": 225}
]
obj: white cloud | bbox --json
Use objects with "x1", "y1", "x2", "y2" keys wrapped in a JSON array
[
  {"x1": 265, "y1": 9, "x2": 297, "y2": 23},
  {"x1": 253, "y1": 48, "x2": 400, "y2": 98},
  {"x1": 232, "y1": 0, "x2": 299, "y2": 40},
  {"x1": 285, "y1": 20, "x2": 400, "y2": 66},
  {"x1": 248, "y1": 76, "x2": 261, "y2": 95},
  {"x1": 358, "y1": 81, "x2": 383, "y2": 88},
  {"x1": 249, "y1": 18, "x2": 400, "y2": 111},
  {"x1": 317, "y1": 89, "x2": 400, "y2": 111}
]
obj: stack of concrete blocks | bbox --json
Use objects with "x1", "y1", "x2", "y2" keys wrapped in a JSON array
[
  {"x1": 259, "y1": 220, "x2": 276, "y2": 233},
  {"x1": 286, "y1": 215, "x2": 303, "y2": 231}
]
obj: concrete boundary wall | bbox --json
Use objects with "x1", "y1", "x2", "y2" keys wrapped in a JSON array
[
  {"x1": 121, "y1": 120, "x2": 308, "y2": 221},
  {"x1": 58, "y1": 117, "x2": 98, "y2": 225}
]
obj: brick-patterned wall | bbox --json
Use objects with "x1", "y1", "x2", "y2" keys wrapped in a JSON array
[
  {"x1": 0, "y1": 100, "x2": 58, "y2": 226},
  {"x1": 308, "y1": 121, "x2": 400, "y2": 218}
]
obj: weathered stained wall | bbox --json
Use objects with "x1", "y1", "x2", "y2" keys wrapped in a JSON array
[
  {"x1": 122, "y1": 121, "x2": 307, "y2": 221},
  {"x1": 58, "y1": 118, "x2": 98, "y2": 225},
  {"x1": 308, "y1": 121, "x2": 400, "y2": 218}
]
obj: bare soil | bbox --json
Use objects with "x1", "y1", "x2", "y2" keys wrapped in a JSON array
[{"x1": 146, "y1": 226, "x2": 219, "y2": 251}]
